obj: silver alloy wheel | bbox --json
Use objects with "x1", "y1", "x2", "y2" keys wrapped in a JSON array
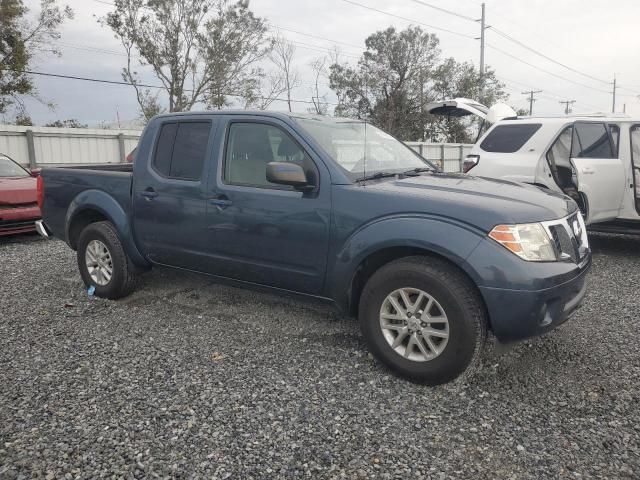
[
  {"x1": 85, "y1": 239, "x2": 113, "y2": 286},
  {"x1": 379, "y1": 287, "x2": 450, "y2": 362}
]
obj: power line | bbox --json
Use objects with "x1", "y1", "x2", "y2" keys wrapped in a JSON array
[
  {"x1": 9, "y1": 69, "x2": 341, "y2": 106},
  {"x1": 400, "y1": 0, "x2": 618, "y2": 90},
  {"x1": 495, "y1": 74, "x2": 604, "y2": 110},
  {"x1": 400, "y1": 0, "x2": 639, "y2": 99},
  {"x1": 486, "y1": 42, "x2": 610, "y2": 94},
  {"x1": 490, "y1": 27, "x2": 610, "y2": 85},
  {"x1": 340, "y1": 0, "x2": 476, "y2": 40},
  {"x1": 273, "y1": 25, "x2": 362, "y2": 51},
  {"x1": 405, "y1": 0, "x2": 476, "y2": 22}
]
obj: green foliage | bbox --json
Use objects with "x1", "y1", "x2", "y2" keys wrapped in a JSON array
[
  {"x1": 0, "y1": 0, "x2": 73, "y2": 115},
  {"x1": 45, "y1": 118, "x2": 87, "y2": 128},
  {"x1": 103, "y1": 0, "x2": 270, "y2": 117},
  {"x1": 329, "y1": 25, "x2": 508, "y2": 142}
]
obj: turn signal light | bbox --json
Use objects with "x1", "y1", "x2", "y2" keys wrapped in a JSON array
[
  {"x1": 37, "y1": 175, "x2": 44, "y2": 210},
  {"x1": 488, "y1": 223, "x2": 557, "y2": 261}
]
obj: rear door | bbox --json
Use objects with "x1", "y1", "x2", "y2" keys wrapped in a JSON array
[
  {"x1": 570, "y1": 122, "x2": 625, "y2": 223},
  {"x1": 132, "y1": 117, "x2": 216, "y2": 269}
]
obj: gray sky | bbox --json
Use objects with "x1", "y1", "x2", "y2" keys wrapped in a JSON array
[{"x1": 16, "y1": 0, "x2": 640, "y2": 126}]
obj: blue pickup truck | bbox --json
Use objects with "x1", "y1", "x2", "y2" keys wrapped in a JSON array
[{"x1": 37, "y1": 111, "x2": 591, "y2": 384}]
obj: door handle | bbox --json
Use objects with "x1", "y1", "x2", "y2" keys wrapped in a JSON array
[
  {"x1": 581, "y1": 167, "x2": 595, "y2": 174},
  {"x1": 209, "y1": 196, "x2": 233, "y2": 208},
  {"x1": 140, "y1": 189, "x2": 158, "y2": 199}
]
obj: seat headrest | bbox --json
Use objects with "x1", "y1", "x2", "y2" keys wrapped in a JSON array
[
  {"x1": 277, "y1": 135, "x2": 300, "y2": 157},
  {"x1": 233, "y1": 126, "x2": 274, "y2": 162}
]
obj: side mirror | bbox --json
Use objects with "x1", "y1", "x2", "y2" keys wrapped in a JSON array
[
  {"x1": 30, "y1": 168, "x2": 42, "y2": 177},
  {"x1": 266, "y1": 162, "x2": 311, "y2": 190}
]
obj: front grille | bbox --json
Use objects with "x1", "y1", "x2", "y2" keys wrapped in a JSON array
[
  {"x1": 0, "y1": 219, "x2": 38, "y2": 230},
  {"x1": 0, "y1": 202, "x2": 38, "y2": 210},
  {"x1": 549, "y1": 224, "x2": 578, "y2": 262},
  {"x1": 544, "y1": 212, "x2": 588, "y2": 264}
]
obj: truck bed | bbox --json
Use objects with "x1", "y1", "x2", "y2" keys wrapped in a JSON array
[{"x1": 40, "y1": 165, "x2": 133, "y2": 243}]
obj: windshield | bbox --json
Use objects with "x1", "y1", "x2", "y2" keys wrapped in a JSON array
[
  {"x1": 0, "y1": 155, "x2": 29, "y2": 177},
  {"x1": 295, "y1": 117, "x2": 435, "y2": 180}
]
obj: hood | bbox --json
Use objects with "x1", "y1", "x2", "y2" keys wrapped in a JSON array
[
  {"x1": 365, "y1": 173, "x2": 576, "y2": 232},
  {"x1": 0, "y1": 176, "x2": 37, "y2": 205}
]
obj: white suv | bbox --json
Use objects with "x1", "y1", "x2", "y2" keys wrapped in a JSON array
[{"x1": 426, "y1": 99, "x2": 640, "y2": 231}]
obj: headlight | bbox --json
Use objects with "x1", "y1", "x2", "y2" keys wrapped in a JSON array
[{"x1": 489, "y1": 223, "x2": 557, "y2": 261}]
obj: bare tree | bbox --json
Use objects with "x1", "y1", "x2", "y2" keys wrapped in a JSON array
[
  {"x1": 308, "y1": 56, "x2": 328, "y2": 115},
  {"x1": 243, "y1": 71, "x2": 288, "y2": 110},
  {"x1": 270, "y1": 33, "x2": 299, "y2": 112},
  {"x1": 102, "y1": 0, "x2": 270, "y2": 119}
]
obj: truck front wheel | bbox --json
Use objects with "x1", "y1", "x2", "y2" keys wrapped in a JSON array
[
  {"x1": 77, "y1": 221, "x2": 138, "y2": 299},
  {"x1": 358, "y1": 256, "x2": 487, "y2": 385}
]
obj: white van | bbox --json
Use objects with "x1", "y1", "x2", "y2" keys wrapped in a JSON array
[{"x1": 426, "y1": 99, "x2": 640, "y2": 232}]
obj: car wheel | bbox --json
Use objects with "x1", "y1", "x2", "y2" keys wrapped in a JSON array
[
  {"x1": 359, "y1": 256, "x2": 487, "y2": 385},
  {"x1": 77, "y1": 221, "x2": 138, "y2": 299}
]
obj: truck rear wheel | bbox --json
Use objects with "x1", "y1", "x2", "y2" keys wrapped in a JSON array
[
  {"x1": 358, "y1": 256, "x2": 487, "y2": 385},
  {"x1": 77, "y1": 221, "x2": 138, "y2": 299}
]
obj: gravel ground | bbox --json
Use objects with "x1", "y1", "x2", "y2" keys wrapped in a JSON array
[{"x1": 0, "y1": 232, "x2": 639, "y2": 479}]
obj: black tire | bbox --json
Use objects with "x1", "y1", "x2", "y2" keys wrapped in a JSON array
[
  {"x1": 358, "y1": 256, "x2": 487, "y2": 385},
  {"x1": 76, "y1": 221, "x2": 138, "y2": 299}
]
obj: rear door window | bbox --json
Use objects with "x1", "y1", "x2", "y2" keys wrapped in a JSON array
[
  {"x1": 170, "y1": 122, "x2": 211, "y2": 180},
  {"x1": 546, "y1": 126, "x2": 573, "y2": 169},
  {"x1": 153, "y1": 123, "x2": 178, "y2": 176},
  {"x1": 480, "y1": 123, "x2": 542, "y2": 153},
  {"x1": 571, "y1": 123, "x2": 614, "y2": 158},
  {"x1": 152, "y1": 121, "x2": 211, "y2": 180}
]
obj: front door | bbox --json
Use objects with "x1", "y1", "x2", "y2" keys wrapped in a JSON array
[
  {"x1": 132, "y1": 118, "x2": 216, "y2": 269},
  {"x1": 203, "y1": 117, "x2": 331, "y2": 295},
  {"x1": 569, "y1": 122, "x2": 625, "y2": 224}
]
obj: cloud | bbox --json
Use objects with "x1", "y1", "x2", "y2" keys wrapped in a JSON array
[{"x1": 17, "y1": 0, "x2": 640, "y2": 124}]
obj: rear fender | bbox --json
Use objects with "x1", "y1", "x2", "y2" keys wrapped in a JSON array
[{"x1": 65, "y1": 189, "x2": 149, "y2": 268}]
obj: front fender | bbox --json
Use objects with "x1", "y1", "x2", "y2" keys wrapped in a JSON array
[
  {"x1": 327, "y1": 215, "x2": 486, "y2": 311},
  {"x1": 65, "y1": 189, "x2": 149, "y2": 268}
]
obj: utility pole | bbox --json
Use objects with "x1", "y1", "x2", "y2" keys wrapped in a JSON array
[
  {"x1": 479, "y1": 3, "x2": 485, "y2": 80},
  {"x1": 522, "y1": 90, "x2": 542, "y2": 115},
  {"x1": 475, "y1": 3, "x2": 489, "y2": 88},
  {"x1": 612, "y1": 74, "x2": 617, "y2": 113},
  {"x1": 559, "y1": 100, "x2": 576, "y2": 115}
]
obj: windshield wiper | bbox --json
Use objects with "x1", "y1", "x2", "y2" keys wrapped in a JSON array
[
  {"x1": 354, "y1": 171, "x2": 398, "y2": 183},
  {"x1": 400, "y1": 167, "x2": 436, "y2": 176}
]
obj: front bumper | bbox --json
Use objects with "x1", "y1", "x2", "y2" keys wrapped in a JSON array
[
  {"x1": 0, "y1": 205, "x2": 41, "y2": 236},
  {"x1": 479, "y1": 254, "x2": 591, "y2": 342}
]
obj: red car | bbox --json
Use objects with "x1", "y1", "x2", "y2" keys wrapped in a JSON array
[{"x1": 0, "y1": 154, "x2": 41, "y2": 236}]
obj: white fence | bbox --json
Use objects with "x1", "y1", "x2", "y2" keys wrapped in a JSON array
[
  {"x1": 0, "y1": 124, "x2": 472, "y2": 172},
  {"x1": 406, "y1": 142, "x2": 473, "y2": 173},
  {"x1": 0, "y1": 124, "x2": 142, "y2": 167}
]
